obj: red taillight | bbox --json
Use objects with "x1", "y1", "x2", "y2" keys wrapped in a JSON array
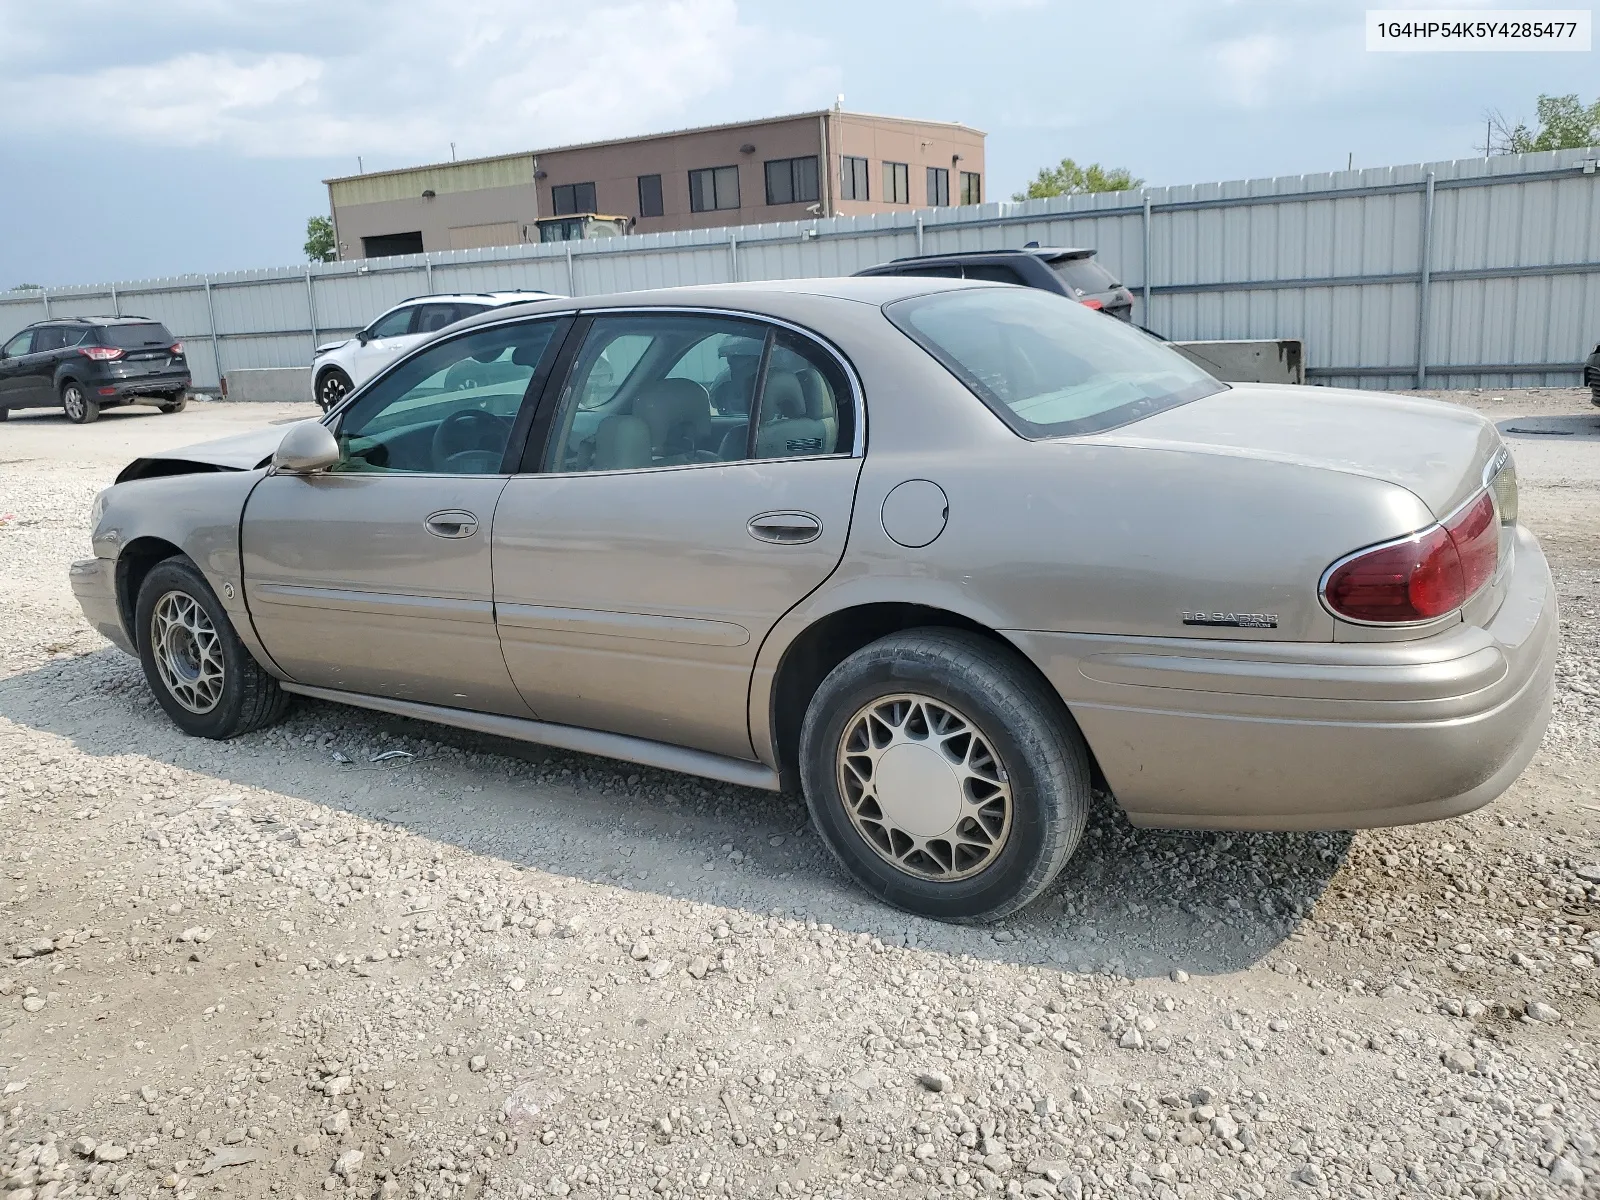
[
  {"x1": 170, "y1": 341, "x2": 184, "y2": 356},
  {"x1": 1322, "y1": 491, "x2": 1499, "y2": 624},
  {"x1": 78, "y1": 346, "x2": 124, "y2": 361},
  {"x1": 1080, "y1": 298, "x2": 1104, "y2": 310},
  {"x1": 1445, "y1": 491, "x2": 1497, "y2": 598}
]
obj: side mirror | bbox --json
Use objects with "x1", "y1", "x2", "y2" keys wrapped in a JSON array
[
  {"x1": 356, "y1": 330, "x2": 372, "y2": 345},
  {"x1": 273, "y1": 421, "x2": 341, "y2": 474}
]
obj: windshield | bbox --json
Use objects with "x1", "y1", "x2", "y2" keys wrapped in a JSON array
[
  {"x1": 887, "y1": 286, "x2": 1224, "y2": 438},
  {"x1": 1050, "y1": 256, "x2": 1119, "y2": 295}
]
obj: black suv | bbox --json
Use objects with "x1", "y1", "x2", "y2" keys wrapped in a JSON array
[
  {"x1": 0, "y1": 316, "x2": 190, "y2": 424},
  {"x1": 854, "y1": 246, "x2": 1136, "y2": 321}
]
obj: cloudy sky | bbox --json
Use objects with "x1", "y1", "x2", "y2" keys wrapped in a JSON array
[{"x1": 1, "y1": 0, "x2": 1594, "y2": 286}]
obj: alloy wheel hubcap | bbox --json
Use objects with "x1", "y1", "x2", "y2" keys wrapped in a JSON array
[
  {"x1": 836, "y1": 693, "x2": 1012, "y2": 881},
  {"x1": 320, "y1": 375, "x2": 347, "y2": 407},
  {"x1": 151, "y1": 590, "x2": 225, "y2": 714},
  {"x1": 64, "y1": 389, "x2": 83, "y2": 418}
]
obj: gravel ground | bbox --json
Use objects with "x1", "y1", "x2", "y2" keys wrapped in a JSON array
[{"x1": 0, "y1": 393, "x2": 1597, "y2": 1200}]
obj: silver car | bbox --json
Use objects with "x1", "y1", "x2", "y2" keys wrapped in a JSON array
[{"x1": 70, "y1": 279, "x2": 1558, "y2": 921}]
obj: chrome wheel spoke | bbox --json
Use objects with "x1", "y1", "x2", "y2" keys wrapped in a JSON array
[
  {"x1": 835, "y1": 692, "x2": 1013, "y2": 883},
  {"x1": 150, "y1": 590, "x2": 225, "y2": 715}
]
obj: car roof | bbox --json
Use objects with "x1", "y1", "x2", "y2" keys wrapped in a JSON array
[
  {"x1": 447, "y1": 276, "x2": 997, "y2": 331},
  {"x1": 27, "y1": 314, "x2": 165, "y2": 328},
  {"x1": 392, "y1": 290, "x2": 556, "y2": 307}
]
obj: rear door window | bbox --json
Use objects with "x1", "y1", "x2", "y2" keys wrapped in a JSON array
[
  {"x1": 1050, "y1": 257, "x2": 1119, "y2": 295},
  {"x1": 32, "y1": 327, "x2": 70, "y2": 352},
  {"x1": 963, "y1": 264, "x2": 1027, "y2": 285},
  {"x1": 96, "y1": 323, "x2": 175, "y2": 349}
]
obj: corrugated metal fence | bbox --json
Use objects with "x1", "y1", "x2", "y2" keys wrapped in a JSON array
[{"x1": 4, "y1": 148, "x2": 1597, "y2": 393}]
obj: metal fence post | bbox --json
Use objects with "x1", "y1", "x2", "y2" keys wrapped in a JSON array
[
  {"x1": 305, "y1": 267, "x2": 319, "y2": 347},
  {"x1": 203, "y1": 276, "x2": 222, "y2": 392},
  {"x1": 110, "y1": 283, "x2": 120, "y2": 317},
  {"x1": 40, "y1": 288, "x2": 50, "y2": 319},
  {"x1": 729, "y1": 235, "x2": 739, "y2": 283},
  {"x1": 1414, "y1": 171, "x2": 1436, "y2": 389},
  {"x1": 1142, "y1": 193, "x2": 1153, "y2": 326},
  {"x1": 915, "y1": 214, "x2": 924, "y2": 256},
  {"x1": 565, "y1": 245, "x2": 576, "y2": 295},
  {"x1": 423, "y1": 254, "x2": 433, "y2": 292}
]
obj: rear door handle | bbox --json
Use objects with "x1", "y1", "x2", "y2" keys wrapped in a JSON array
[
  {"x1": 424, "y1": 509, "x2": 478, "y2": 539},
  {"x1": 748, "y1": 510, "x2": 822, "y2": 545}
]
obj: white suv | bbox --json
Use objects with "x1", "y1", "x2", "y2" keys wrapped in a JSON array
[{"x1": 311, "y1": 290, "x2": 556, "y2": 410}]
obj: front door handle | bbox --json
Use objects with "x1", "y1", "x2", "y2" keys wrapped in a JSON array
[
  {"x1": 424, "y1": 509, "x2": 478, "y2": 539},
  {"x1": 748, "y1": 510, "x2": 822, "y2": 545}
]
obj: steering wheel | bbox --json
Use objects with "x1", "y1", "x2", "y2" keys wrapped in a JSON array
[{"x1": 431, "y1": 408, "x2": 510, "y2": 473}]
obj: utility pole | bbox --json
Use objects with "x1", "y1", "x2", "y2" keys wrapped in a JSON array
[{"x1": 1484, "y1": 118, "x2": 1492, "y2": 158}]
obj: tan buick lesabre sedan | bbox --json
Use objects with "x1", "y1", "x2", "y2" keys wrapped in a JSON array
[{"x1": 70, "y1": 279, "x2": 1557, "y2": 921}]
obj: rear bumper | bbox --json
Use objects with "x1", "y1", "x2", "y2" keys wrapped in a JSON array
[
  {"x1": 1006, "y1": 524, "x2": 1557, "y2": 831},
  {"x1": 97, "y1": 371, "x2": 190, "y2": 399},
  {"x1": 70, "y1": 557, "x2": 134, "y2": 655}
]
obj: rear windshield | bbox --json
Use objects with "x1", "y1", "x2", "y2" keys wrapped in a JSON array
[
  {"x1": 96, "y1": 322, "x2": 174, "y2": 348},
  {"x1": 886, "y1": 286, "x2": 1224, "y2": 438},
  {"x1": 1050, "y1": 256, "x2": 1119, "y2": 295}
]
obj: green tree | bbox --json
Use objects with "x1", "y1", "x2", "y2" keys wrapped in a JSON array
[
  {"x1": 304, "y1": 215, "x2": 337, "y2": 263},
  {"x1": 9, "y1": 283, "x2": 42, "y2": 291},
  {"x1": 1012, "y1": 158, "x2": 1143, "y2": 201},
  {"x1": 1488, "y1": 94, "x2": 1600, "y2": 154}
]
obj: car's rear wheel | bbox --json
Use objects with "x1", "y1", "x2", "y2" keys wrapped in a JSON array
[
  {"x1": 135, "y1": 557, "x2": 291, "y2": 739},
  {"x1": 316, "y1": 368, "x2": 352, "y2": 411},
  {"x1": 62, "y1": 382, "x2": 98, "y2": 424},
  {"x1": 158, "y1": 392, "x2": 188, "y2": 413},
  {"x1": 799, "y1": 628, "x2": 1091, "y2": 923}
]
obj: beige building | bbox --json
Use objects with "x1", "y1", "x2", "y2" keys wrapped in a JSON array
[{"x1": 325, "y1": 110, "x2": 986, "y2": 260}]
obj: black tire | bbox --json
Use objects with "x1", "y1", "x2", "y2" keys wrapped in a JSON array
[
  {"x1": 135, "y1": 557, "x2": 291, "y2": 739},
  {"x1": 316, "y1": 367, "x2": 353, "y2": 411},
  {"x1": 159, "y1": 392, "x2": 188, "y2": 413},
  {"x1": 799, "y1": 629, "x2": 1091, "y2": 923},
  {"x1": 61, "y1": 382, "x2": 98, "y2": 424},
  {"x1": 0, "y1": 408, "x2": 8, "y2": 422}
]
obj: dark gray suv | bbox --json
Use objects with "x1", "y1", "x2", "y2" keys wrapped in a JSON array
[
  {"x1": 854, "y1": 246, "x2": 1136, "y2": 321},
  {"x1": 0, "y1": 316, "x2": 190, "y2": 424}
]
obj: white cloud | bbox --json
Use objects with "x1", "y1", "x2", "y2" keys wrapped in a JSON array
[{"x1": 0, "y1": 0, "x2": 826, "y2": 159}]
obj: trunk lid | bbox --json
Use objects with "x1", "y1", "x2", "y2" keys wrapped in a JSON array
[{"x1": 1092, "y1": 382, "x2": 1502, "y2": 521}]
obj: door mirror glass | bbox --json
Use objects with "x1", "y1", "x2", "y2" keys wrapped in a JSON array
[{"x1": 273, "y1": 421, "x2": 342, "y2": 474}]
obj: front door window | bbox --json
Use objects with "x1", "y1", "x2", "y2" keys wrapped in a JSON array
[{"x1": 334, "y1": 321, "x2": 560, "y2": 474}]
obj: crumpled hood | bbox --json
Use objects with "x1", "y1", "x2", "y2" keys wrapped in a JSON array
[
  {"x1": 114, "y1": 423, "x2": 303, "y2": 483},
  {"x1": 1093, "y1": 382, "x2": 1502, "y2": 519}
]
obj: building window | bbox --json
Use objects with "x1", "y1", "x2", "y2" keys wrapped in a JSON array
[
  {"x1": 960, "y1": 171, "x2": 982, "y2": 205},
  {"x1": 840, "y1": 155, "x2": 869, "y2": 201},
  {"x1": 927, "y1": 167, "x2": 950, "y2": 207},
  {"x1": 638, "y1": 174, "x2": 664, "y2": 219},
  {"x1": 688, "y1": 165, "x2": 741, "y2": 212},
  {"x1": 764, "y1": 156, "x2": 819, "y2": 206},
  {"x1": 883, "y1": 161, "x2": 909, "y2": 205},
  {"x1": 551, "y1": 182, "x2": 597, "y2": 216}
]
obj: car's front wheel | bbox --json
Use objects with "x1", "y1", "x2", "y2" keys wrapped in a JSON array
[
  {"x1": 61, "y1": 382, "x2": 98, "y2": 424},
  {"x1": 316, "y1": 367, "x2": 353, "y2": 411},
  {"x1": 135, "y1": 557, "x2": 291, "y2": 739},
  {"x1": 799, "y1": 629, "x2": 1091, "y2": 923}
]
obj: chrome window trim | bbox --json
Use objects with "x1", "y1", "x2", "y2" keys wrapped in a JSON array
[
  {"x1": 319, "y1": 304, "x2": 868, "y2": 462},
  {"x1": 1317, "y1": 479, "x2": 1500, "y2": 628}
]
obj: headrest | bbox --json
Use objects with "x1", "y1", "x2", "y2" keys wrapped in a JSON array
[
  {"x1": 635, "y1": 379, "x2": 712, "y2": 444},
  {"x1": 593, "y1": 414, "x2": 651, "y2": 471},
  {"x1": 796, "y1": 367, "x2": 836, "y2": 421},
  {"x1": 762, "y1": 372, "x2": 806, "y2": 420},
  {"x1": 510, "y1": 340, "x2": 546, "y2": 366}
]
